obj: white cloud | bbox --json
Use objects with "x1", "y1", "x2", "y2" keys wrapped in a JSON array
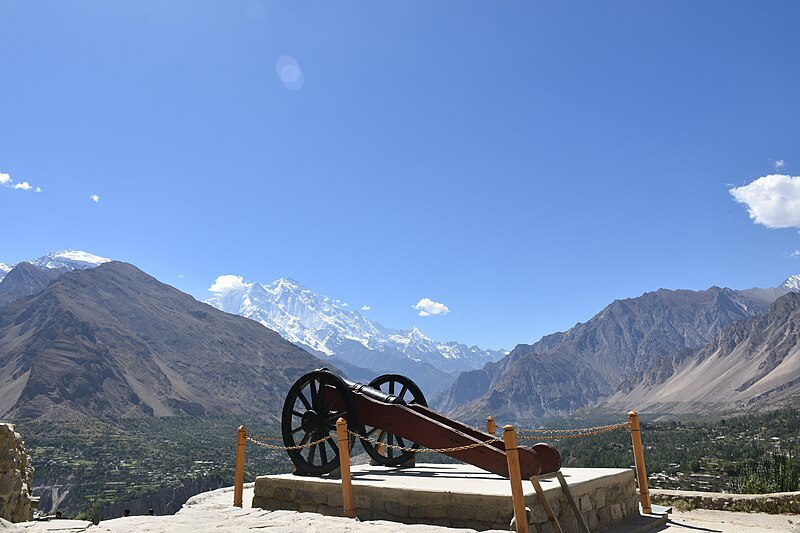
[
  {"x1": 340, "y1": 302, "x2": 349, "y2": 307},
  {"x1": 791, "y1": 250, "x2": 800, "y2": 258},
  {"x1": 90, "y1": 194, "x2": 100, "y2": 203},
  {"x1": 1, "y1": 172, "x2": 42, "y2": 192},
  {"x1": 177, "y1": 274, "x2": 184, "y2": 278},
  {"x1": 209, "y1": 274, "x2": 250, "y2": 293},
  {"x1": 412, "y1": 298, "x2": 450, "y2": 317},
  {"x1": 774, "y1": 160, "x2": 786, "y2": 169},
  {"x1": 361, "y1": 305, "x2": 370, "y2": 311},
  {"x1": 730, "y1": 174, "x2": 800, "y2": 228}
]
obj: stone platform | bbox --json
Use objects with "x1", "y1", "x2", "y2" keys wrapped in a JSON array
[{"x1": 253, "y1": 464, "x2": 641, "y2": 531}]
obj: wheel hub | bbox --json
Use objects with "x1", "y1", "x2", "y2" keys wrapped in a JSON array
[{"x1": 301, "y1": 410, "x2": 325, "y2": 433}]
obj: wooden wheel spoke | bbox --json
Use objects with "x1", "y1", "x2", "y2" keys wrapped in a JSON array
[
  {"x1": 365, "y1": 427, "x2": 378, "y2": 437},
  {"x1": 398, "y1": 385, "x2": 408, "y2": 400},
  {"x1": 292, "y1": 409, "x2": 305, "y2": 418},
  {"x1": 319, "y1": 439, "x2": 328, "y2": 464},
  {"x1": 389, "y1": 380, "x2": 395, "y2": 395},
  {"x1": 309, "y1": 380, "x2": 319, "y2": 410},
  {"x1": 387, "y1": 433, "x2": 394, "y2": 458},
  {"x1": 327, "y1": 438, "x2": 339, "y2": 456},
  {"x1": 297, "y1": 391, "x2": 312, "y2": 410},
  {"x1": 308, "y1": 443, "x2": 317, "y2": 464},
  {"x1": 291, "y1": 425, "x2": 304, "y2": 435},
  {"x1": 299, "y1": 432, "x2": 312, "y2": 446},
  {"x1": 396, "y1": 436, "x2": 407, "y2": 448}
]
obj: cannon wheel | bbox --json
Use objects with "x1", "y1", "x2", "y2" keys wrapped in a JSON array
[
  {"x1": 281, "y1": 370, "x2": 357, "y2": 476},
  {"x1": 360, "y1": 374, "x2": 427, "y2": 466}
]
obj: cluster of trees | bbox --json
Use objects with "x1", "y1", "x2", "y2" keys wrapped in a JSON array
[
  {"x1": 17, "y1": 407, "x2": 799, "y2": 518},
  {"x1": 19, "y1": 416, "x2": 290, "y2": 517},
  {"x1": 549, "y1": 408, "x2": 799, "y2": 493}
]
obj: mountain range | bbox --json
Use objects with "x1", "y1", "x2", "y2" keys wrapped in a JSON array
[
  {"x1": 437, "y1": 279, "x2": 800, "y2": 422},
  {"x1": 0, "y1": 261, "x2": 326, "y2": 422},
  {"x1": 605, "y1": 290, "x2": 800, "y2": 414},
  {"x1": 206, "y1": 276, "x2": 506, "y2": 394},
  {"x1": 2, "y1": 249, "x2": 799, "y2": 424}
]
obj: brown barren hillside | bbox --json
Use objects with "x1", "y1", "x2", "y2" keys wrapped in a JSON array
[
  {"x1": 0, "y1": 262, "x2": 328, "y2": 422},
  {"x1": 605, "y1": 291, "x2": 800, "y2": 414}
]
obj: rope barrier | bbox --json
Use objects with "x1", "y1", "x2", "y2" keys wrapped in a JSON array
[
  {"x1": 516, "y1": 421, "x2": 631, "y2": 441},
  {"x1": 246, "y1": 434, "x2": 332, "y2": 451},
  {"x1": 242, "y1": 420, "x2": 631, "y2": 452}
]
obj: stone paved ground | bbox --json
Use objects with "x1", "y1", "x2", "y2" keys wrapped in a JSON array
[
  {"x1": 665, "y1": 509, "x2": 800, "y2": 533},
  {"x1": 8, "y1": 485, "x2": 800, "y2": 533}
]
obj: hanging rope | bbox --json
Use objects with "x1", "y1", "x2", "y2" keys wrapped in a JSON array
[{"x1": 515, "y1": 421, "x2": 631, "y2": 441}]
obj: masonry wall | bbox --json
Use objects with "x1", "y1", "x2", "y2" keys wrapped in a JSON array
[
  {"x1": 253, "y1": 469, "x2": 639, "y2": 532},
  {"x1": 0, "y1": 424, "x2": 35, "y2": 523}
]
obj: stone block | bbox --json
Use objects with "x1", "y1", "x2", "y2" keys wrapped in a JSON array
[
  {"x1": 579, "y1": 494, "x2": 593, "y2": 512},
  {"x1": 528, "y1": 503, "x2": 547, "y2": 524},
  {"x1": 592, "y1": 489, "x2": 606, "y2": 509},
  {"x1": 587, "y1": 510, "x2": 600, "y2": 531},
  {"x1": 610, "y1": 503, "x2": 623, "y2": 522}
]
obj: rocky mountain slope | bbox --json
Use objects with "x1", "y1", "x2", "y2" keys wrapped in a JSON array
[
  {"x1": 0, "y1": 251, "x2": 109, "y2": 308},
  {"x1": 438, "y1": 285, "x2": 783, "y2": 422},
  {"x1": 0, "y1": 262, "x2": 327, "y2": 422},
  {"x1": 207, "y1": 276, "x2": 505, "y2": 394},
  {"x1": 0, "y1": 263, "x2": 62, "y2": 309},
  {"x1": 605, "y1": 291, "x2": 800, "y2": 414}
]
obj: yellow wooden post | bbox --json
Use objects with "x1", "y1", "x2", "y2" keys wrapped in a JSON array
[
  {"x1": 503, "y1": 425, "x2": 529, "y2": 533},
  {"x1": 233, "y1": 425, "x2": 246, "y2": 508},
  {"x1": 628, "y1": 411, "x2": 652, "y2": 514},
  {"x1": 336, "y1": 418, "x2": 356, "y2": 518},
  {"x1": 487, "y1": 416, "x2": 496, "y2": 435}
]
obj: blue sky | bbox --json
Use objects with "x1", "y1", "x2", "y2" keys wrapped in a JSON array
[{"x1": 2, "y1": 1, "x2": 800, "y2": 349}]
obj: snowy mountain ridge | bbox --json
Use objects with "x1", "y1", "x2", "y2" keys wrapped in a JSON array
[
  {"x1": 206, "y1": 275, "x2": 506, "y2": 377},
  {"x1": 0, "y1": 250, "x2": 110, "y2": 282},
  {"x1": 781, "y1": 274, "x2": 800, "y2": 292},
  {"x1": 0, "y1": 263, "x2": 12, "y2": 282}
]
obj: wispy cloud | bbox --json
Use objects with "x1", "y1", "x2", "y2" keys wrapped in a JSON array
[
  {"x1": 413, "y1": 298, "x2": 450, "y2": 317},
  {"x1": 361, "y1": 305, "x2": 370, "y2": 311},
  {"x1": 791, "y1": 250, "x2": 800, "y2": 258},
  {"x1": 774, "y1": 160, "x2": 786, "y2": 170},
  {"x1": 90, "y1": 194, "x2": 100, "y2": 203},
  {"x1": 1, "y1": 172, "x2": 42, "y2": 192},
  {"x1": 730, "y1": 174, "x2": 800, "y2": 228}
]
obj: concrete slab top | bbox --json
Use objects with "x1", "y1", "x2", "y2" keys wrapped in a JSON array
[{"x1": 262, "y1": 463, "x2": 634, "y2": 497}]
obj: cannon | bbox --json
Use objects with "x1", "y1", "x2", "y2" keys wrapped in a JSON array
[{"x1": 281, "y1": 369, "x2": 561, "y2": 478}]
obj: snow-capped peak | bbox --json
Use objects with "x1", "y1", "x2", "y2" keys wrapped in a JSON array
[
  {"x1": 780, "y1": 275, "x2": 800, "y2": 292},
  {"x1": 206, "y1": 274, "x2": 506, "y2": 376},
  {"x1": 32, "y1": 250, "x2": 111, "y2": 271},
  {"x1": 409, "y1": 326, "x2": 431, "y2": 341},
  {"x1": 0, "y1": 263, "x2": 13, "y2": 282}
]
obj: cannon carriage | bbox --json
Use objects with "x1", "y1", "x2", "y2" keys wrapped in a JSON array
[{"x1": 281, "y1": 369, "x2": 561, "y2": 478}]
